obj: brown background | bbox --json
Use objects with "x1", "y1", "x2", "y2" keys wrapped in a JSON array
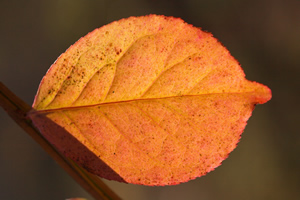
[{"x1": 0, "y1": 0, "x2": 299, "y2": 199}]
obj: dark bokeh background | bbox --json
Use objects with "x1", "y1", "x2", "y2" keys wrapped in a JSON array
[{"x1": 0, "y1": 0, "x2": 299, "y2": 199}]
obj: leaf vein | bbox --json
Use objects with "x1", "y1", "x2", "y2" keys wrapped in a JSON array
[
  {"x1": 98, "y1": 106, "x2": 160, "y2": 165},
  {"x1": 103, "y1": 34, "x2": 156, "y2": 101}
]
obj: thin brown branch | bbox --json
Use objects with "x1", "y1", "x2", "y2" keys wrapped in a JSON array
[{"x1": 0, "y1": 81, "x2": 121, "y2": 200}]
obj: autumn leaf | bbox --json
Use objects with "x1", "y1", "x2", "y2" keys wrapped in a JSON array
[{"x1": 28, "y1": 15, "x2": 271, "y2": 186}]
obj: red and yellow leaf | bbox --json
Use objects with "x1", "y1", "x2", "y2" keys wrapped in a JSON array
[{"x1": 28, "y1": 15, "x2": 271, "y2": 186}]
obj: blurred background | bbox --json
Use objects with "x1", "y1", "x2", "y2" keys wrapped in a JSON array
[{"x1": 0, "y1": 0, "x2": 299, "y2": 199}]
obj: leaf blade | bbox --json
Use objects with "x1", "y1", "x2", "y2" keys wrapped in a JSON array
[{"x1": 29, "y1": 15, "x2": 271, "y2": 186}]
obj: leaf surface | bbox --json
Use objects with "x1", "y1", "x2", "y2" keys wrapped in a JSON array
[{"x1": 28, "y1": 15, "x2": 271, "y2": 186}]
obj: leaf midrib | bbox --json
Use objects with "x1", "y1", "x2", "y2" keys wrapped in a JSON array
[{"x1": 31, "y1": 91, "x2": 259, "y2": 114}]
